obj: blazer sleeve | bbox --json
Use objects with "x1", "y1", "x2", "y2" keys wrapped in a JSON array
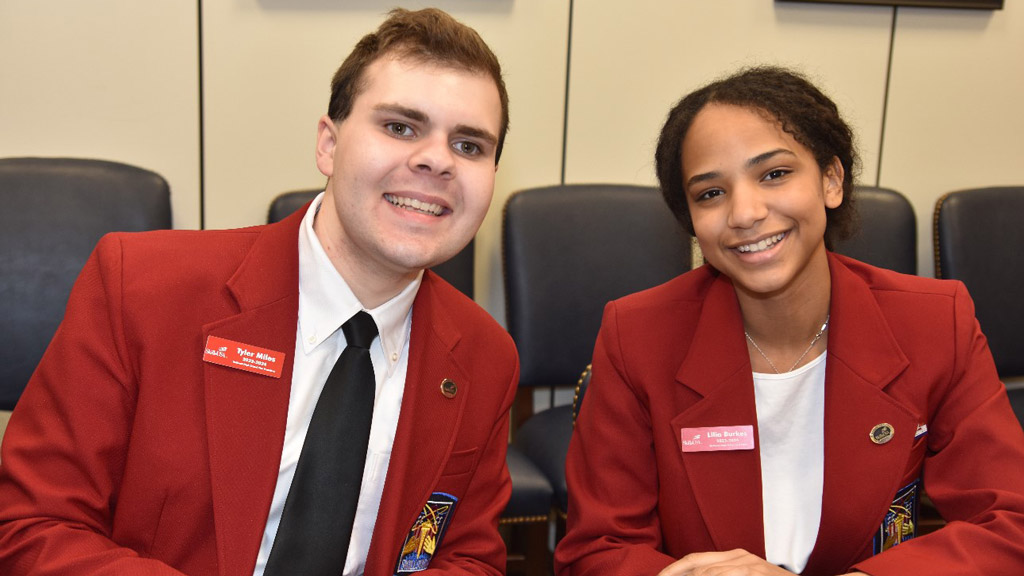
[
  {"x1": 554, "y1": 301, "x2": 677, "y2": 576},
  {"x1": 0, "y1": 235, "x2": 187, "y2": 576},
  {"x1": 420, "y1": 339, "x2": 519, "y2": 576},
  {"x1": 853, "y1": 282, "x2": 1024, "y2": 575}
]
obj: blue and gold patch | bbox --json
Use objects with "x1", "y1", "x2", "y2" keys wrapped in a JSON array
[
  {"x1": 873, "y1": 480, "x2": 919, "y2": 554},
  {"x1": 395, "y1": 492, "x2": 458, "y2": 574}
]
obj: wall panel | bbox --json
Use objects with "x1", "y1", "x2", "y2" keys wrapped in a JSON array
[
  {"x1": 882, "y1": 2, "x2": 1024, "y2": 277},
  {"x1": 0, "y1": 0, "x2": 201, "y2": 229},
  {"x1": 565, "y1": 0, "x2": 893, "y2": 191}
]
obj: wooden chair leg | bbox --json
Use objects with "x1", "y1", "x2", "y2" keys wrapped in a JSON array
[{"x1": 501, "y1": 517, "x2": 553, "y2": 576}]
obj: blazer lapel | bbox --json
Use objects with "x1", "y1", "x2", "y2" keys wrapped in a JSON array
[
  {"x1": 803, "y1": 254, "x2": 914, "y2": 575},
  {"x1": 364, "y1": 273, "x2": 469, "y2": 575},
  {"x1": 673, "y1": 274, "x2": 767, "y2": 557},
  {"x1": 203, "y1": 211, "x2": 302, "y2": 576}
]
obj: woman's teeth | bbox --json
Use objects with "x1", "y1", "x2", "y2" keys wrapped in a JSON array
[{"x1": 737, "y1": 233, "x2": 785, "y2": 253}]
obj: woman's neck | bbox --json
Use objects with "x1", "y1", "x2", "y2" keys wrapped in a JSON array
[{"x1": 737, "y1": 252, "x2": 832, "y2": 372}]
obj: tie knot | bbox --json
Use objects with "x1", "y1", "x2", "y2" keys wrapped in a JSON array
[{"x1": 342, "y1": 311, "x2": 378, "y2": 349}]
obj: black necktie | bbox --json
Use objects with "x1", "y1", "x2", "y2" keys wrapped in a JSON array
[{"x1": 265, "y1": 310, "x2": 379, "y2": 576}]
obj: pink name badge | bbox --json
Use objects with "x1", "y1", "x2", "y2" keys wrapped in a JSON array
[
  {"x1": 680, "y1": 425, "x2": 755, "y2": 453},
  {"x1": 203, "y1": 335, "x2": 285, "y2": 378}
]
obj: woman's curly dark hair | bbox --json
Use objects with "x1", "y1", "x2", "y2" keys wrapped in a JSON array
[{"x1": 654, "y1": 66, "x2": 860, "y2": 250}]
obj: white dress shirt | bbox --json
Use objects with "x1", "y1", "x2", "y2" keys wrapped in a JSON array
[
  {"x1": 252, "y1": 192, "x2": 422, "y2": 576},
  {"x1": 753, "y1": 351, "x2": 826, "y2": 574}
]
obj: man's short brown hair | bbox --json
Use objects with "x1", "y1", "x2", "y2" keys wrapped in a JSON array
[{"x1": 328, "y1": 8, "x2": 510, "y2": 162}]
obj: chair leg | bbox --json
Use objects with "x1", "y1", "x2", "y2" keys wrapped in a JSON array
[{"x1": 501, "y1": 517, "x2": 553, "y2": 576}]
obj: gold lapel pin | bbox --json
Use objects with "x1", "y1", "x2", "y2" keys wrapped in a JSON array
[
  {"x1": 440, "y1": 378, "x2": 458, "y2": 399},
  {"x1": 870, "y1": 423, "x2": 894, "y2": 445}
]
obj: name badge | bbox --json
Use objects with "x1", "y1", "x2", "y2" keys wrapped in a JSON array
[
  {"x1": 202, "y1": 335, "x2": 285, "y2": 378},
  {"x1": 680, "y1": 425, "x2": 755, "y2": 452}
]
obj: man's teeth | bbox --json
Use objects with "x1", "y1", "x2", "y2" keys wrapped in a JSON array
[
  {"x1": 385, "y1": 194, "x2": 443, "y2": 216},
  {"x1": 737, "y1": 233, "x2": 786, "y2": 253}
]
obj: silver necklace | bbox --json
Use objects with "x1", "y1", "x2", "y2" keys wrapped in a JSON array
[{"x1": 745, "y1": 314, "x2": 830, "y2": 374}]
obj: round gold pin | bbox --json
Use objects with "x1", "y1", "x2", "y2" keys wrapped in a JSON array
[
  {"x1": 440, "y1": 378, "x2": 458, "y2": 399},
  {"x1": 870, "y1": 423, "x2": 894, "y2": 445}
]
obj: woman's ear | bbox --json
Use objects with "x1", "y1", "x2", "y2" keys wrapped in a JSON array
[{"x1": 823, "y1": 156, "x2": 844, "y2": 209}]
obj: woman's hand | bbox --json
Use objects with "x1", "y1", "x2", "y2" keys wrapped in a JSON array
[
  {"x1": 656, "y1": 550, "x2": 870, "y2": 576},
  {"x1": 656, "y1": 549, "x2": 796, "y2": 576}
]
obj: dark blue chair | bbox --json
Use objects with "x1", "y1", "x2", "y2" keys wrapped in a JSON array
[
  {"x1": 834, "y1": 186, "x2": 917, "y2": 275},
  {"x1": 934, "y1": 186, "x2": 1024, "y2": 427},
  {"x1": 0, "y1": 157, "x2": 171, "y2": 415},
  {"x1": 502, "y1": 184, "x2": 692, "y2": 523}
]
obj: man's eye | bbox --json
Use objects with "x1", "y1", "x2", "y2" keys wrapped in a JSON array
[
  {"x1": 385, "y1": 122, "x2": 414, "y2": 137},
  {"x1": 454, "y1": 141, "x2": 481, "y2": 156}
]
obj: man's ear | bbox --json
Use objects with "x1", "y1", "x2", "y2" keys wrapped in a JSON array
[
  {"x1": 315, "y1": 115, "x2": 338, "y2": 177},
  {"x1": 823, "y1": 156, "x2": 844, "y2": 209}
]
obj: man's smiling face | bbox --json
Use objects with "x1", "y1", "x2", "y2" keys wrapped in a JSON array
[{"x1": 314, "y1": 55, "x2": 502, "y2": 303}]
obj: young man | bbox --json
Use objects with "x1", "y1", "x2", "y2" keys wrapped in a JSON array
[{"x1": 0, "y1": 8, "x2": 517, "y2": 576}]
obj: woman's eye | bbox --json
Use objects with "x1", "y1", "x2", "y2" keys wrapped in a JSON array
[
  {"x1": 764, "y1": 169, "x2": 789, "y2": 181},
  {"x1": 696, "y1": 188, "x2": 724, "y2": 202},
  {"x1": 385, "y1": 122, "x2": 414, "y2": 137}
]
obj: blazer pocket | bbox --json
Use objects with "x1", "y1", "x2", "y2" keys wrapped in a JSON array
[
  {"x1": 439, "y1": 447, "x2": 479, "y2": 477},
  {"x1": 435, "y1": 447, "x2": 479, "y2": 498}
]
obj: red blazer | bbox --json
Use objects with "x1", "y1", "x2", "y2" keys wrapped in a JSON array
[
  {"x1": 0, "y1": 206, "x2": 519, "y2": 576},
  {"x1": 555, "y1": 253, "x2": 1024, "y2": 576}
]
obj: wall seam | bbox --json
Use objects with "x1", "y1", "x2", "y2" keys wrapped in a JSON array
[
  {"x1": 197, "y1": 0, "x2": 206, "y2": 229},
  {"x1": 560, "y1": 0, "x2": 574, "y2": 185},
  {"x1": 876, "y1": 6, "x2": 898, "y2": 187}
]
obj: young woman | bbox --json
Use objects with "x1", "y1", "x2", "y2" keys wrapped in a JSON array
[{"x1": 554, "y1": 67, "x2": 1024, "y2": 576}]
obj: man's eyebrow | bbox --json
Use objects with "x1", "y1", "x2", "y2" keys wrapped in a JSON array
[
  {"x1": 454, "y1": 124, "x2": 498, "y2": 147},
  {"x1": 373, "y1": 103, "x2": 428, "y2": 124}
]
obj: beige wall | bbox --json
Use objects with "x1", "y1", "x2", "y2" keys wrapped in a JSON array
[
  {"x1": 3, "y1": 0, "x2": 1022, "y2": 319},
  {"x1": 565, "y1": 1, "x2": 893, "y2": 186},
  {"x1": 882, "y1": 4, "x2": 1024, "y2": 277},
  {"x1": 0, "y1": 0, "x2": 201, "y2": 229}
]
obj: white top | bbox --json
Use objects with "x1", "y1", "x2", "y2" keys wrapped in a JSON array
[
  {"x1": 252, "y1": 192, "x2": 422, "y2": 576},
  {"x1": 753, "y1": 351, "x2": 827, "y2": 574}
]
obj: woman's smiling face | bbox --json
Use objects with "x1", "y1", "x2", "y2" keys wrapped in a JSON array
[{"x1": 681, "y1": 103, "x2": 844, "y2": 300}]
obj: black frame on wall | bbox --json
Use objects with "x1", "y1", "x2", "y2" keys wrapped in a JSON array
[{"x1": 780, "y1": 0, "x2": 1002, "y2": 9}]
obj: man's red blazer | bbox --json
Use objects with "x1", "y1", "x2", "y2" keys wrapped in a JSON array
[{"x1": 0, "y1": 206, "x2": 519, "y2": 576}]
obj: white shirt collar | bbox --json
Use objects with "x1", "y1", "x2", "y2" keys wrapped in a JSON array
[{"x1": 297, "y1": 192, "x2": 421, "y2": 376}]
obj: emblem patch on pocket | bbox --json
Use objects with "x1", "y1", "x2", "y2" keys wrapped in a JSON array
[
  {"x1": 395, "y1": 492, "x2": 458, "y2": 574},
  {"x1": 873, "y1": 480, "x2": 919, "y2": 554}
]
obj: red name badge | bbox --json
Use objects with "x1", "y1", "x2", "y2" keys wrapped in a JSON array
[
  {"x1": 203, "y1": 335, "x2": 285, "y2": 378},
  {"x1": 680, "y1": 425, "x2": 755, "y2": 453}
]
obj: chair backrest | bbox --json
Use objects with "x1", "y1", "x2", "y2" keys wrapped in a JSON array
[
  {"x1": 267, "y1": 189, "x2": 475, "y2": 299},
  {"x1": 0, "y1": 157, "x2": 172, "y2": 410},
  {"x1": 934, "y1": 186, "x2": 1024, "y2": 377},
  {"x1": 833, "y1": 186, "x2": 916, "y2": 275},
  {"x1": 503, "y1": 184, "x2": 691, "y2": 392}
]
